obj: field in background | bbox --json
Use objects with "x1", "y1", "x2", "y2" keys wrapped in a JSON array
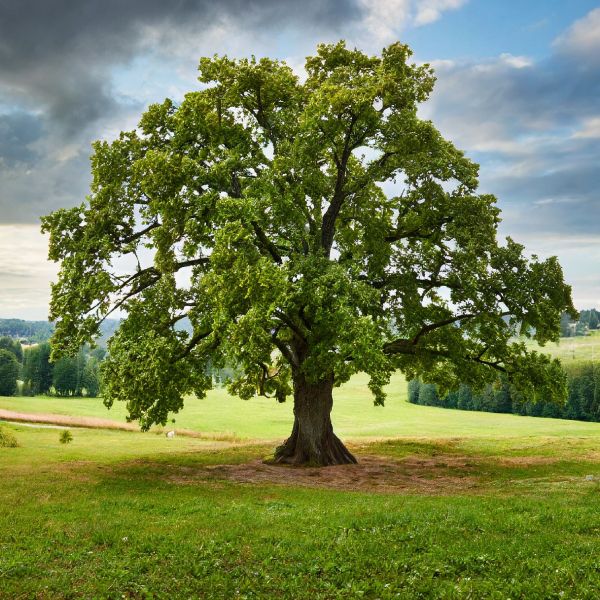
[
  {"x1": 4, "y1": 372, "x2": 600, "y2": 441},
  {"x1": 522, "y1": 329, "x2": 600, "y2": 365},
  {"x1": 4, "y1": 338, "x2": 600, "y2": 597}
]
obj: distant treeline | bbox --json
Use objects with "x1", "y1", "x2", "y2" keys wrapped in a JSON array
[
  {"x1": 409, "y1": 362, "x2": 600, "y2": 422},
  {"x1": 0, "y1": 337, "x2": 105, "y2": 398},
  {"x1": 0, "y1": 319, "x2": 54, "y2": 343},
  {"x1": 0, "y1": 318, "x2": 120, "y2": 346},
  {"x1": 561, "y1": 309, "x2": 600, "y2": 337}
]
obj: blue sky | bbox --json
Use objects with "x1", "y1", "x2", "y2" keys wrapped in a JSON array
[{"x1": 0, "y1": 0, "x2": 598, "y2": 319}]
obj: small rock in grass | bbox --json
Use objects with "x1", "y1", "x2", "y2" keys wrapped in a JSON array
[
  {"x1": 166, "y1": 431, "x2": 176, "y2": 438},
  {"x1": 585, "y1": 475, "x2": 595, "y2": 481}
]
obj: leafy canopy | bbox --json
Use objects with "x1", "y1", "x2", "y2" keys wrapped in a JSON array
[{"x1": 42, "y1": 41, "x2": 577, "y2": 429}]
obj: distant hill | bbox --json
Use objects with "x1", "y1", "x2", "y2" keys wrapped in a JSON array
[
  {"x1": 0, "y1": 319, "x2": 54, "y2": 343},
  {"x1": 0, "y1": 318, "x2": 121, "y2": 347}
]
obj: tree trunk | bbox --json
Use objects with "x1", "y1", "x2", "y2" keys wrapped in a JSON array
[{"x1": 272, "y1": 372, "x2": 357, "y2": 466}]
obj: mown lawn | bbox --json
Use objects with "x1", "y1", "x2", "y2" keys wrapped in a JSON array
[{"x1": 4, "y1": 380, "x2": 600, "y2": 599}]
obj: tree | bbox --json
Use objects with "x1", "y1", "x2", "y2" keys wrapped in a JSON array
[
  {"x1": 407, "y1": 378, "x2": 421, "y2": 404},
  {"x1": 418, "y1": 383, "x2": 440, "y2": 406},
  {"x1": 82, "y1": 357, "x2": 102, "y2": 397},
  {"x1": 42, "y1": 41, "x2": 577, "y2": 466},
  {"x1": 491, "y1": 379, "x2": 512, "y2": 413},
  {"x1": 22, "y1": 342, "x2": 54, "y2": 395},
  {"x1": 52, "y1": 356, "x2": 78, "y2": 397},
  {"x1": 0, "y1": 337, "x2": 23, "y2": 362},
  {"x1": 0, "y1": 350, "x2": 19, "y2": 396}
]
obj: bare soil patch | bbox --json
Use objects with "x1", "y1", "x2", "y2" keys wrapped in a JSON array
[
  {"x1": 497, "y1": 456, "x2": 560, "y2": 466},
  {"x1": 166, "y1": 454, "x2": 482, "y2": 495}
]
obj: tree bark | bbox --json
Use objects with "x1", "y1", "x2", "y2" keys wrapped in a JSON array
[{"x1": 272, "y1": 372, "x2": 357, "y2": 466}]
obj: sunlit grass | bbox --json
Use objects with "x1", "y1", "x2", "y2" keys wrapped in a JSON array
[
  {"x1": 521, "y1": 329, "x2": 600, "y2": 365},
  {"x1": 4, "y1": 424, "x2": 600, "y2": 598},
  {"x1": 5, "y1": 371, "x2": 600, "y2": 442},
  {"x1": 5, "y1": 346, "x2": 600, "y2": 596}
]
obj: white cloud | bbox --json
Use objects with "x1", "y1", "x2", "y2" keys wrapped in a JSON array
[
  {"x1": 553, "y1": 7, "x2": 600, "y2": 63},
  {"x1": 358, "y1": 0, "x2": 412, "y2": 44},
  {"x1": 573, "y1": 117, "x2": 600, "y2": 139},
  {"x1": 413, "y1": 0, "x2": 469, "y2": 26},
  {"x1": 499, "y1": 53, "x2": 533, "y2": 69},
  {"x1": 357, "y1": 0, "x2": 469, "y2": 44},
  {"x1": 0, "y1": 225, "x2": 57, "y2": 320}
]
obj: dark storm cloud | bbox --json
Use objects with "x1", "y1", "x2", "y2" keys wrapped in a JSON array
[
  {"x1": 0, "y1": 0, "x2": 361, "y2": 133},
  {"x1": 0, "y1": 0, "x2": 363, "y2": 223},
  {"x1": 0, "y1": 111, "x2": 42, "y2": 167}
]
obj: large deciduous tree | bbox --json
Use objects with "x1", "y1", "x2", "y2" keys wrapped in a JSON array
[{"x1": 42, "y1": 41, "x2": 577, "y2": 466}]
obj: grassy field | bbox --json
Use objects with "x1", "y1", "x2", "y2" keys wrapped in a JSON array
[
  {"x1": 3, "y1": 332, "x2": 598, "y2": 439},
  {"x1": 522, "y1": 329, "x2": 600, "y2": 366},
  {"x1": 5, "y1": 371, "x2": 600, "y2": 442},
  {"x1": 4, "y1": 343, "x2": 600, "y2": 599},
  {"x1": 4, "y1": 370, "x2": 600, "y2": 598}
]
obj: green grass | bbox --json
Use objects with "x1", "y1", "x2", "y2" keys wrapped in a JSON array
[
  {"x1": 6, "y1": 373, "x2": 600, "y2": 598},
  {"x1": 5, "y1": 372, "x2": 600, "y2": 441},
  {"x1": 4, "y1": 422, "x2": 600, "y2": 599},
  {"x1": 522, "y1": 329, "x2": 600, "y2": 366}
]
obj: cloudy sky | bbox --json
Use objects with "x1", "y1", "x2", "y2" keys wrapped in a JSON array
[{"x1": 0, "y1": 0, "x2": 598, "y2": 319}]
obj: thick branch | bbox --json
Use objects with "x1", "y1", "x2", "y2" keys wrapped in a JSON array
[
  {"x1": 382, "y1": 339, "x2": 508, "y2": 374},
  {"x1": 251, "y1": 221, "x2": 283, "y2": 264},
  {"x1": 385, "y1": 217, "x2": 453, "y2": 243},
  {"x1": 170, "y1": 329, "x2": 214, "y2": 364},
  {"x1": 320, "y1": 115, "x2": 358, "y2": 252},
  {"x1": 270, "y1": 334, "x2": 299, "y2": 369},
  {"x1": 274, "y1": 310, "x2": 309, "y2": 342}
]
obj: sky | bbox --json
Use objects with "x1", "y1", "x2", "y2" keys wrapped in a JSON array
[{"x1": 0, "y1": 0, "x2": 599, "y2": 320}]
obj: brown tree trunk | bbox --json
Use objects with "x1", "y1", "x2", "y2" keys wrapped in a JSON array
[{"x1": 272, "y1": 372, "x2": 357, "y2": 466}]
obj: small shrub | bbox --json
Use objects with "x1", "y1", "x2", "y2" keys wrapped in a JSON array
[
  {"x1": 59, "y1": 430, "x2": 73, "y2": 444},
  {"x1": 0, "y1": 426, "x2": 19, "y2": 448}
]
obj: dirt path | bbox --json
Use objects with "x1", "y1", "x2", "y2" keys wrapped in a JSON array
[
  {"x1": 0, "y1": 408, "x2": 140, "y2": 431},
  {"x1": 4, "y1": 420, "x2": 74, "y2": 430},
  {"x1": 0, "y1": 409, "x2": 244, "y2": 442}
]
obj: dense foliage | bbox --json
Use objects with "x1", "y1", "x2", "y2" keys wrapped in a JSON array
[
  {"x1": 409, "y1": 362, "x2": 600, "y2": 422},
  {"x1": 21, "y1": 342, "x2": 54, "y2": 396},
  {"x1": 0, "y1": 337, "x2": 23, "y2": 362},
  {"x1": 21, "y1": 343, "x2": 104, "y2": 398},
  {"x1": 0, "y1": 350, "x2": 19, "y2": 397},
  {"x1": 42, "y1": 41, "x2": 576, "y2": 464}
]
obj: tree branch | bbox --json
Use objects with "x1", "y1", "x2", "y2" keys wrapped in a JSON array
[
  {"x1": 321, "y1": 114, "x2": 358, "y2": 252},
  {"x1": 121, "y1": 221, "x2": 161, "y2": 245},
  {"x1": 385, "y1": 217, "x2": 453, "y2": 243},
  {"x1": 382, "y1": 338, "x2": 509, "y2": 374},
  {"x1": 270, "y1": 333, "x2": 299, "y2": 369},
  {"x1": 251, "y1": 221, "x2": 283, "y2": 264},
  {"x1": 170, "y1": 329, "x2": 214, "y2": 364},
  {"x1": 274, "y1": 310, "x2": 308, "y2": 342}
]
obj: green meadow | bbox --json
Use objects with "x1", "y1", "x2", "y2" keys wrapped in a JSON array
[
  {"x1": 522, "y1": 329, "x2": 600, "y2": 366},
  {"x1": 5, "y1": 370, "x2": 600, "y2": 441},
  {"x1": 4, "y1": 366, "x2": 600, "y2": 598}
]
